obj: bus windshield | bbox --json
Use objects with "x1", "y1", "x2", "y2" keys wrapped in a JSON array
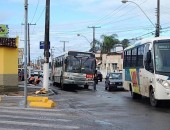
[
  {"x1": 155, "y1": 42, "x2": 170, "y2": 73},
  {"x1": 66, "y1": 56, "x2": 95, "y2": 74}
]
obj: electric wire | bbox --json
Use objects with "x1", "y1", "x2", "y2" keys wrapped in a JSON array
[{"x1": 30, "y1": 0, "x2": 40, "y2": 23}]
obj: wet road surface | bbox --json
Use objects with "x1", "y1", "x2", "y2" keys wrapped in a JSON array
[{"x1": 0, "y1": 81, "x2": 170, "y2": 130}]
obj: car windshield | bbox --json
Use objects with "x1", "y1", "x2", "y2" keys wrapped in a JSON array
[
  {"x1": 110, "y1": 73, "x2": 122, "y2": 79},
  {"x1": 154, "y1": 42, "x2": 170, "y2": 73},
  {"x1": 66, "y1": 56, "x2": 95, "y2": 74}
]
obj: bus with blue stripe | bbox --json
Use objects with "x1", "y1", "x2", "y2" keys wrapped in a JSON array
[{"x1": 123, "y1": 37, "x2": 170, "y2": 107}]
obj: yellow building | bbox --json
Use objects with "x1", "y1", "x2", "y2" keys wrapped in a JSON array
[{"x1": 0, "y1": 37, "x2": 19, "y2": 92}]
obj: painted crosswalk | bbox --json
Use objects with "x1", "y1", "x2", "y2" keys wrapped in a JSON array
[{"x1": 0, "y1": 106, "x2": 80, "y2": 130}]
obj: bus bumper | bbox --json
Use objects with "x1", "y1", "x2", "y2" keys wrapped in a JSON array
[{"x1": 64, "y1": 79, "x2": 94, "y2": 86}]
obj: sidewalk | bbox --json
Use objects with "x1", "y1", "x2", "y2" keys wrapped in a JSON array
[{"x1": 0, "y1": 81, "x2": 56, "y2": 108}]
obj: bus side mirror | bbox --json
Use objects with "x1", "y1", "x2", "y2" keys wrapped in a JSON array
[{"x1": 147, "y1": 51, "x2": 151, "y2": 63}]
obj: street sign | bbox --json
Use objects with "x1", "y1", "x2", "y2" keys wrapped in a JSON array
[{"x1": 40, "y1": 41, "x2": 50, "y2": 49}]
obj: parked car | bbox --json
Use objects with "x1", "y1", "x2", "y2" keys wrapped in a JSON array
[
  {"x1": 97, "y1": 71, "x2": 103, "y2": 82},
  {"x1": 33, "y1": 70, "x2": 43, "y2": 78},
  {"x1": 105, "y1": 72, "x2": 123, "y2": 91}
]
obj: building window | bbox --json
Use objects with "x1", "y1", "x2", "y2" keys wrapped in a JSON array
[{"x1": 112, "y1": 63, "x2": 117, "y2": 71}]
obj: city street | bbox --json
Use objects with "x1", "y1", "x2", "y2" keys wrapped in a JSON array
[{"x1": 0, "y1": 81, "x2": 170, "y2": 130}]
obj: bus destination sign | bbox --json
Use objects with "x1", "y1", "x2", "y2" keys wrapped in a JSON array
[{"x1": 68, "y1": 51, "x2": 95, "y2": 58}]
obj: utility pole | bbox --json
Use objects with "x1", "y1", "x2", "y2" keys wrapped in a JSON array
[
  {"x1": 60, "y1": 41, "x2": 69, "y2": 52},
  {"x1": 27, "y1": 23, "x2": 36, "y2": 65},
  {"x1": 21, "y1": 23, "x2": 36, "y2": 66},
  {"x1": 155, "y1": 0, "x2": 160, "y2": 37},
  {"x1": 24, "y1": 0, "x2": 28, "y2": 108},
  {"x1": 88, "y1": 26, "x2": 101, "y2": 52},
  {"x1": 43, "y1": 0, "x2": 50, "y2": 91}
]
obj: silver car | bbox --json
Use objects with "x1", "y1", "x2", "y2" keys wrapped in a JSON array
[{"x1": 105, "y1": 72, "x2": 123, "y2": 91}]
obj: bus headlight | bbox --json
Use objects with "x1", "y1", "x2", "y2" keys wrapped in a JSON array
[{"x1": 157, "y1": 78, "x2": 170, "y2": 89}]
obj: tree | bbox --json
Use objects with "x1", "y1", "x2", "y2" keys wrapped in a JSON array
[{"x1": 99, "y1": 34, "x2": 120, "y2": 53}]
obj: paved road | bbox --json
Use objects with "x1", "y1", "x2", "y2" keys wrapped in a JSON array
[
  {"x1": 0, "y1": 81, "x2": 170, "y2": 130},
  {"x1": 51, "y1": 81, "x2": 170, "y2": 130}
]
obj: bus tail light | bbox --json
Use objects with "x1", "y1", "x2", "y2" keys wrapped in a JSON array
[{"x1": 86, "y1": 74, "x2": 93, "y2": 79}]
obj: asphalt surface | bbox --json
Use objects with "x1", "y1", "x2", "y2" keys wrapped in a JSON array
[{"x1": 0, "y1": 81, "x2": 170, "y2": 130}]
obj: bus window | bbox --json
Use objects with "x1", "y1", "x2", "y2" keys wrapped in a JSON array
[
  {"x1": 126, "y1": 50, "x2": 131, "y2": 67},
  {"x1": 123, "y1": 51, "x2": 127, "y2": 68},
  {"x1": 137, "y1": 45, "x2": 144, "y2": 67},
  {"x1": 132, "y1": 48, "x2": 137, "y2": 67}
]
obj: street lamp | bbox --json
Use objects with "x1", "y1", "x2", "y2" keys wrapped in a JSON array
[
  {"x1": 77, "y1": 34, "x2": 92, "y2": 44},
  {"x1": 121, "y1": 0, "x2": 155, "y2": 28},
  {"x1": 121, "y1": 0, "x2": 160, "y2": 37}
]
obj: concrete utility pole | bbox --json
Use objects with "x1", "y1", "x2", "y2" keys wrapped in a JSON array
[
  {"x1": 88, "y1": 26, "x2": 101, "y2": 52},
  {"x1": 21, "y1": 23, "x2": 36, "y2": 66},
  {"x1": 43, "y1": 0, "x2": 50, "y2": 91},
  {"x1": 24, "y1": 0, "x2": 28, "y2": 108},
  {"x1": 155, "y1": 0, "x2": 160, "y2": 37},
  {"x1": 27, "y1": 23, "x2": 36, "y2": 65},
  {"x1": 60, "y1": 41, "x2": 69, "y2": 52}
]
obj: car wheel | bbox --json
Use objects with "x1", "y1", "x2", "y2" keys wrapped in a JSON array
[
  {"x1": 84, "y1": 85, "x2": 89, "y2": 89},
  {"x1": 100, "y1": 79, "x2": 102, "y2": 82}
]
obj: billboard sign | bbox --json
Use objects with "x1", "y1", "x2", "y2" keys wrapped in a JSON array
[{"x1": 0, "y1": 24, "x2": 9, "y2": 37}]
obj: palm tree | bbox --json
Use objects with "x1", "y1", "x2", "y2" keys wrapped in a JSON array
[{"x1": 99, "y1": 34, "x2": 120, "y2": 53}]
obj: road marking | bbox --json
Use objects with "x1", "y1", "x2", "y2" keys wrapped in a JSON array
[
  {"x1": 0, "y1": 115, "x2": 71, "y2": 122},
  {"x1": 0, "y1": 121, "x2": 80, "y2": 129},
  {"x1": 0, "y1": 128, "x2": 23, "y2": 130},
  {"x1": 0, "y1": 109, "x2": 65, "y2": 117}
]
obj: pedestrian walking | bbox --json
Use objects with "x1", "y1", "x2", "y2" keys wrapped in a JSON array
[{"x1": 93, "y1": 70, "x2": 98, "y2": 91}]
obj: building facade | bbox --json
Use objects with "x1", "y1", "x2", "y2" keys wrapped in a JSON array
[{"x1": 96, "y1": 52, "x2": 123, "y2": 78}]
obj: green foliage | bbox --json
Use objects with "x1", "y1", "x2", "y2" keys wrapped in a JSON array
[
  {"x1": 120, "y1": 39, "x2": 130, "y2": 49},
  {"x1": 89, "y1": 34, "x2": 130, "y2": 53}
]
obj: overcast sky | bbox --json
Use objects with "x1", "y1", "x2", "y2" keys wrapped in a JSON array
[{"x1": 1, "y1": 0, "x2": 170, "y2": 60}]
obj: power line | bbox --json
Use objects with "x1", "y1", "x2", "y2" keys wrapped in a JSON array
[
  {"x1": 32, "y1": 6, "x2": 45, "y2": 33},
  {"x1": 30, "y1": 0, "x2": 40, "y2": 23},
  {"x1": 94, "y1": 4, "x2": 124, "y2": 25}
]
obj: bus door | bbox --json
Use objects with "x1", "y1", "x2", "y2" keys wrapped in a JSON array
[{"x1": 142, "y1": 43, "x2": 153, "y2": 96}]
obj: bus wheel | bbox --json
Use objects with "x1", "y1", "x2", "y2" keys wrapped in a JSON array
[
  {"x1": 60, "y1": 76, "x2": 65, "y2": 90},
  {"x1": 53, "y1": 82, "x2": 57, "y2": 86},
  {"x1": 150, "y1": 88, "x2": 160, "y2": 107},
  {"x1": 131, "y1": 90, "x2": 140, "y2": 99},
  {"x1": 84, "y1": 85, "x2": 89, "y2": 89},
  {"x1": 61, "y1": 83, "x2": 66, "y2": 90}
]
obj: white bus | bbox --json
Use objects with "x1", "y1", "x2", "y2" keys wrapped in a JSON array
[
  {"x1": 123, "y1": 37, "x2": 170, "y2": 107},
  {"x1": 52, "y1": 51, "x2": 96, "y2": 90}
]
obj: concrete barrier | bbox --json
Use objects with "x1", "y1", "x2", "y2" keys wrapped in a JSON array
[{"x1": 27, "y1": 96, "x2": 56, "y2": 108}]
